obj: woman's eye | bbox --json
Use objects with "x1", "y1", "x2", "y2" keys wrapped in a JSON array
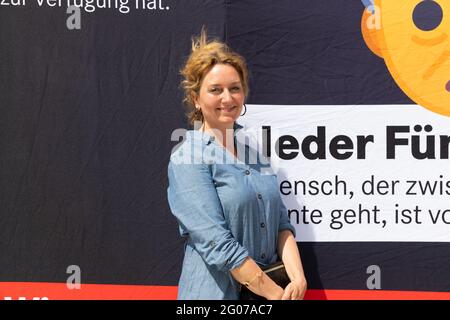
[
  {"x1": 230, "y1": 87, "x2": 241, "y2": 92},
  {"x1": 209, "y1": 88, "x2": 221, "y2": 93},
  {"x1": 413, "y1": 0, "x2": 443, "y2": 31}
]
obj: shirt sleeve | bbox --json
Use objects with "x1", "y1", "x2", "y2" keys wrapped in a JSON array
[
  {"x1": 167, "y1": 160, "x2": 249, "y2": 272},
  {"x1": 278, "y1": 197, "x2": 297, "y2": 237}
]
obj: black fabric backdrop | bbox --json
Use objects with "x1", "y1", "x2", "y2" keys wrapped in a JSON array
[
  {"x1": 1, "y1": 0, "x2": 449, "y2": 293},
  {"x1": 0, "y1": 0, "x2": 227, "y2": 285}
]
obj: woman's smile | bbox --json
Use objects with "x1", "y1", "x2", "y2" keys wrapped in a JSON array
[{"x1": 217, "y1": 106, "x2": 238, "y2": 112}]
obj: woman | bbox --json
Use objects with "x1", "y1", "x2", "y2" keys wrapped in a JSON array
[{"x1": 167, "y1": 30, "x2": 307, "y2": 300}]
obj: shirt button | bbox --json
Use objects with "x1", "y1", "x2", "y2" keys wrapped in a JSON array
[
  {"x1": 257, "y1": 193, "x2": 262, "y2": 199},
  {"x1": 210, "y1": 136, "x2": 215, "y2": 142},
  {"x1": 245, "y1": 170, "x2": 251, "y2": 175},
  {"x1": 261, "y1": 253, "x2": 266, "y2": 259},
  {"x1": 261, "y1": 222, "x2": 265, "y2": 228}
]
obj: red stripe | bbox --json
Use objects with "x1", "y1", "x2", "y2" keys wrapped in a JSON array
[
  {"x1": 1, "y1": 283, "x2": 449, "y2": 300},
  {"x1": 0, "y1": 282, "x2": 178, "y2": 300},
  {"x1": 304, "y1": 289, "x2": 450, "y2": 300}
]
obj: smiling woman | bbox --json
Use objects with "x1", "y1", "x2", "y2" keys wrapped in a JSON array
[{"x1": 167, "y1": 28, "x2": 307, "y2": 300}]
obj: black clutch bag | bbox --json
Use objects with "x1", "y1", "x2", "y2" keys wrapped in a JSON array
[{"x1": 239, "y1": 261, "x2": 290, "y2": 300}]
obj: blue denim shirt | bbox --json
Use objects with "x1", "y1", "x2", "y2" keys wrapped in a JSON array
[{"x1": 167, "y1": 125, "x2": 296, "y2": 300}]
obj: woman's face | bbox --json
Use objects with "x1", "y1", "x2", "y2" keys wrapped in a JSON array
[{"x1": 194, "y1": 64, "x2": 245, "y2": 130}]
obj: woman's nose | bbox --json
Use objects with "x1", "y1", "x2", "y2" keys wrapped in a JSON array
[{"x1": 221, "y1": 89, "x2": 233, "y2": 103}]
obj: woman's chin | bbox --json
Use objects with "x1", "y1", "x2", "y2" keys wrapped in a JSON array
[
  {"x1": 219, "y1": 116, "x2": 238, "y2": 125},
  {"x1": 205, "y1": 114, "x2": 239, "y2": 129}
]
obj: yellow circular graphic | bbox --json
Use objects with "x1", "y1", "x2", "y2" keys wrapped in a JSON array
[{"x1": 362, "y1": 0, "x2": 450, "y2": 116}]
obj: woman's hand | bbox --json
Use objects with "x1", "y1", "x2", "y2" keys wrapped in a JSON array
[
  {"x1": 281, "y1": 276, "x2": 307, "y2": 300},
  {"x1": 266, "y1": 285, "x2": 285, "y2": 300}
]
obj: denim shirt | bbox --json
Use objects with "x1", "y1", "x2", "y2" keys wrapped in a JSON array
[{"x1": 167, "y1": 125, "x2": 296, "y2": 300}]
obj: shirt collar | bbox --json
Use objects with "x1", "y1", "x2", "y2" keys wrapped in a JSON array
[{"x1": 192, "y1": 122, "x2": 243, "y2": 146}]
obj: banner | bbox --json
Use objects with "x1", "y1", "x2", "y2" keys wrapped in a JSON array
[
  {"x1": 1, "y1": 0, "x2": 450, "y2": 299},
  {"x1": 229, "y1": 0, "x2": 450, "y2": 297}
]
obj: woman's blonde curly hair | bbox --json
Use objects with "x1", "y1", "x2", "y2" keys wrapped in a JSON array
[{"x1": 180, "y1": 28, "x2": 249, "y2": 125}]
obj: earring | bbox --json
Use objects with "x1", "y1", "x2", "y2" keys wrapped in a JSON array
[{"x1": 240, "y1": 104, "x2": 247, "y2": 116}]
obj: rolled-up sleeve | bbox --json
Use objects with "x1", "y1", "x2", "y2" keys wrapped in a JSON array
[
  {"x1": 278, "y1": 198, "x2": 297, "y2": 237},
  {"x1": 167, "y1": 160, "x2": 249, "y2": 272}
]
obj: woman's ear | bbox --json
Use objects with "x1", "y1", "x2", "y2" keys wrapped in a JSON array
[
  {"x1": 361, "y1": 7, "x2": 383, "y2": 58},
  {"x1": 192, "y1": 92, "x2": 199, "y2": 109}
]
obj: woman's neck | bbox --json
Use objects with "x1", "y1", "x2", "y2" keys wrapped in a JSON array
[{"x1": 200, "y1": 123, "x2": 235, "y2": 152}]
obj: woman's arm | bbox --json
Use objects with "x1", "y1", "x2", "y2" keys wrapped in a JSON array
[
  {"x1": 230, "y1": 257, "x2": 284, "y2": 300},
  {"x1": 277, "y1": 229, "x2": 307, "y2": 300},
  {"x1": 168, "y1": 160, "x2": 249, "y2": 272}
]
